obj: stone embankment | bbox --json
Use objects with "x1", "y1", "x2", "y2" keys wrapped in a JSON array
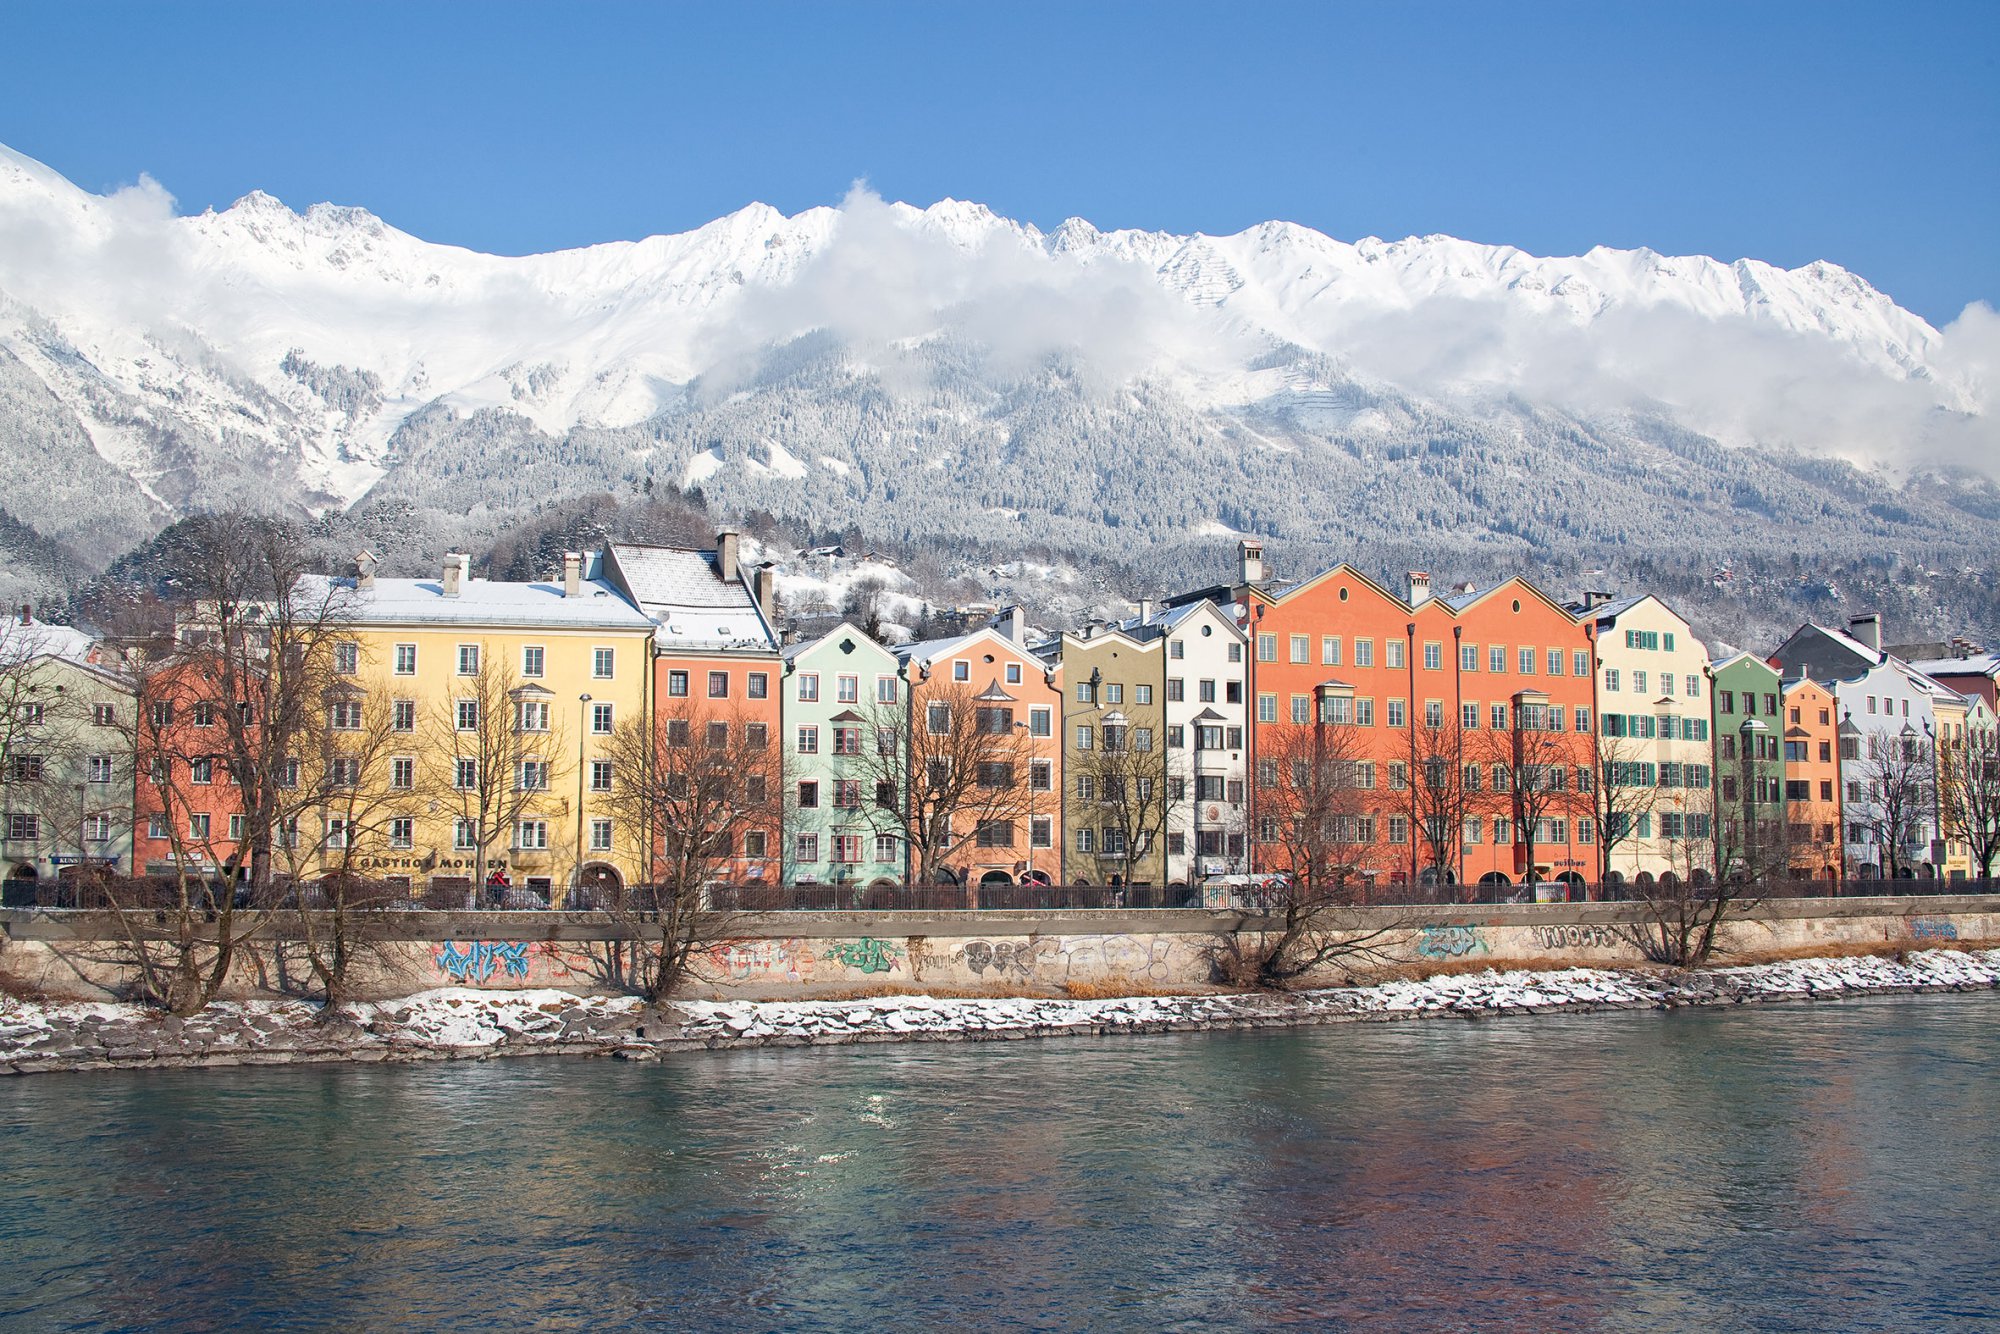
[{"x1": 4, "y1": 949, "x2": 1998, "y2": 1074}]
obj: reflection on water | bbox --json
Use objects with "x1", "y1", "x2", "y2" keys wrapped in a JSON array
[{"x1": 3, "y1": 997, "x2": 1996, "y2": 1331}]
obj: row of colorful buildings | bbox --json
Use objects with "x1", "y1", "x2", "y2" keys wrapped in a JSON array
[{"x1": 2, "y1": 534, "x2": 1995, "y2": 903}]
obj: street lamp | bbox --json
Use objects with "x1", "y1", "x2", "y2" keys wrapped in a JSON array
[{"x1": 573, "y1": 692, "x2": 592, "y2": 908}]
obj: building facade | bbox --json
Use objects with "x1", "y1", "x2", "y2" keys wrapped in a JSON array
[
  {"x1": 1780, "y1": 677, "x2": 1845, "y2": 881},
  {"x1": 780, "y1": 623, "x2": 906, "y2": 889}
]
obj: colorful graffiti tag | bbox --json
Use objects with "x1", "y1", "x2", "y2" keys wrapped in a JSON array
[
  {"x1": 1529, "y1": 924, "x2": 1622, "y2": 950},
  {"x1": 1909, "y1": 917, "x2": 1960, "y2": 942},
  {"x1": 822, "y1": 938, "x2": 906, "y2": 975},
  {"x1": 433, "y1": 940, "x2": 534, "y2": 984},
  {"x1": 1413, "y1": 924, "x2": 1489, "y2": 960}
]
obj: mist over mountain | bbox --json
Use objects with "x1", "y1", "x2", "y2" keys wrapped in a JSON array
[{"x1": 1, "y1": 141, "x2": 1996, "y2": 642}]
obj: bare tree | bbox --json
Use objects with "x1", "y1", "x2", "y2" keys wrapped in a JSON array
[
  {"x1": 1939, "y1": 723, "x2": 2000, "y2": 879},
  {"x1": 1479, "y1": 698, "x2": 1587, "y2": 895},
  {"x1": 1855, "y1": 731, "x2": 1937, "y2": 879},
  {"x1": 97, "y1": 518, "x2": 353, "y2": 1013},
  {"x1": 1070, "y1": 727, "x2": 1172, "y2": 887},
  {"x1": 1232, "y1": 720, "x2": 1406, "y2": 987},
  {"x1": 1403, "y1": 711, "x2": 1469, "y2": 897},
  {"x1": 426, "y1": 654, "x2": 568, "y2": 903},
  {"x1": 854, "y1": 680, "x2": 1039, "y2": 887},
  {"x1": 1618, "y1": 785, "x2": 1750, "y2": 969},
  {"x1": 1591, "y1": 731, "x2": 1664, "y2": 885},
  {"x1": 592, "y1": 702, "x2": 777, "y2": 1000}
]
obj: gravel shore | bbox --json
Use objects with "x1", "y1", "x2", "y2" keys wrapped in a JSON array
[{"x1": 5, "y1": 948, "x2": 1997, "y2": 1075}]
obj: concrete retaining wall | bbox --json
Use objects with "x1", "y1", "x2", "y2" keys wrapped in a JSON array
[{"x1": 3, "y1": 898, "x2": 1995, "y2": 1001}]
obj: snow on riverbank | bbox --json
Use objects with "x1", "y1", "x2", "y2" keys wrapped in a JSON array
[{"x1": 4, "y1": 951, "x2": 1998, "y2": 1074}]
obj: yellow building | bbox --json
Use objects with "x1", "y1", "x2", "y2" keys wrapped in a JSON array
[
  {"x1": 303, "y1": 551, "x2": 656, "y2": 905},
  {"x1": 1930, "y1": 686, "x2": 1974, "y2": 881}
]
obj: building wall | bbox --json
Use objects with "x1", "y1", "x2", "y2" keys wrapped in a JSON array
[
  {"x1": 1830, "y1": 662, "x2": 1939, "y2": 877},
  {"x1": 1712, "y1": 656, "x2": 1786, "y2": 877},
  {"x1": 780, "y1": 627, "x2": 904, "y2": 887},
  {"x1": 654, "y1": 650, "x2": 784, "y2": 883},
  {"x1": 131, "y1": 656, "x2": 250, "y2": 879},
  {"x1": 1157, "y1": 602, "x2": 1249, "y2": 887},
  {"x1": 1782, "y1": 678, "x2": 1844, "y2": 880},
  {"x1": 1, "y1": 658, "x2": 135, "y2": 887},
  {"x1": 1590, "y1": 598, "x2": 1713, "y2": 881},
  {"x1": 1057, "y1": 631, "x2": 1168, "y2": 886}
]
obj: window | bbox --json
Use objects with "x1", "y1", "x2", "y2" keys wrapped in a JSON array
[
  {"x1": 1575, "y1": 650, "x2": 1591, "y2": 677},
  {"x1": 1228, "y1": 643, "x2": 1243, "y2": 664},
  {"x1": 794, "y1": 833, "x2": 819, "y2": 863},
  {"x1": 1387, "y1": 699, "x2": 1406, "y2": 728},
  {"x1": 1575, "y1": 707, "x2": 1591, "y2": 733},
  {"x1": 590, "y1": 760, "x2": 613, "y2": 792},
  {"x1": 1104, "y1": 683, "x2": 1123, "y2": 705},
  {"x1": 456, "y1": 700, "x2": 479, "y2": 731},
  {"x1": 1167, "y1": 678, "x2": 1185, "y2": 703},
  {"x1": 1461, "y1": 644, "x2": 1478, "y2": 672},
  {"x1": 1604, "y1": 668, "x2": 1620, "y2": 692},
  {"x1": 520, "y1": 645, "x2": 544, "y2": 678},
  {"x1": 1516, "y1": 647, "x2": 1534, "y2": 675},
  {"x1": 392, "y1": 643, "x2": 417, "y2": 675},
  {"x1": 325, "y1": 817, "x2": 351, "y2": 850},
  {"x1": 1257, "y1": 693, "x2": 1278, "y2": 723},
  {"x1": 334, "y1": 641, "x2": 359, "y2": 675},
  {"x1": 975, "y1": 820, "x2": 1015, "y2": 848},
  {"x1": 328, "y1": 699, "x2": 362, "y2": 731},
  {"x1": 1030, "y1": 707, "x2": 1051, "y2": 737},
  {"x1": 1076, "y1": 725, "x2": 1094, "y2": 750},
  {"x1": 877, "y1": 676, "x2": 898, "y2": 704},
  {"x1": 1289, "y1": 634, "x2": 1309, "y2": 663},
  {"x1": 146, "y1": 814, "x2": 169, "y2": 840},
  {"x1": 190, "y1": 757, "x2": 214, "y2": 785},
  {"x1": 1077, "y1": 681, "x2": 1095, "y2": 705},
  {"x1": 516, "y1": 820, "x2": 548, "y2": 850},
  {"x1": 1388, "y1": 816, "x2": 1408, "y2": 845},
  {"x1": 830, "y1": 834, "x2": 863, "y2": 865},
  {"x1": 873, "y1": 832, "x2": 902, "y2": 863},
  {"x1": 1687, "y1": 675, "x2": 1702, "y2": 698},
  {"x1": 149, "y1": 701, "x2": 173, "y2": 729},
  {"x1": 390, "y1": 757, "x2": 415, "y2": 790},
  {"x1": 455, "y1": 758, "x2": 478, "y2": 790},
  {"x1": 516, "y1": 699, "x2": 550, "y2": 732},
  {"x1": 1462, "y1": 703, "x2": 1479, "y2": 729},
  {"x1": 708, "y1": 671, "x2": 729, "y2": 698},
  {"x1": 1424, "y1": 700, "x2": 1444, "y2": 727},
  {"x1": 86, "y1": 755, "x2": 114, "y2": 783},
  {"x1": 393, "y1": 699, "x2": 416, "y2": 732},
  {"x1": 327, "y1": 758, "x2": 360, "y2": 788},
  {"x1": 746, "y1": 722, "x2": 770, "y2": 750},
  {"x1": 8, "y1": 754, "x2": 42, "y2": 782},
  {"x1": 1324, "y1": 637, "x2": 1343, "y2": 666},
  {"x1": 797, "y1": 781, "x2": 820, "y2": 809},
  {"x1": 1170, "y1": 640, "x2": 1186, "y2": 660},
  {"x1": 834, "y1": 725, "x2": 861, "y2": 755},
  {"x1": 1030, "y1": 818, "x2": 1053, "y2": 850},
  {"x1": 1257, "y1": 634, "x2": 1276, "y2": 662},
  {"x1": 952, "y1": 660, "x2": 970, "y2": 682},
  {"x1": 91, "y1": 702, "x2": 117, "y2": 727},
  {"x1": 227, "y1": 813, "x2": 246, "y2": 842},
  {"x1": 1005, "y1": 663, "x2": 1022, "y2": 684},
  {"x1": 1544, "y1": 649, "x2": 1561, "y2": 677},
  {"x1": 926, "y1": 702, "x2": 950, "y2": 734},
  {"x1": 1423, "y1": 642, "x2": 1442, "y2": 671},
  {"x1": 188, "y1": 813, "x2": 209, "y2": 841},
  {"x1": 1030, "y1": 760, "x2": 1053, "y2": 791},
  {"x1": 1386, "y1": 640, "x2": 1405, "y2": 669},
  {"x1": 517, "y1": 760, "x2": 549, "y2": 791},
  {"x1": 1463, "y1": 818, "x2": 1483, "y2": 846},
  {"x1": 6, "y1": 812, "x2": 40, "y2": 841},
  {"x1": 837, "y1": 674, "x2": 860, "y2": 704},
  {"x1": 1291, "y1": 695, "x2": 1311, "y2": 724},
  {"x1": 669, "y1": 670, "x2": 690, "y2": 698},
  {"x1": 457, "y1": 644, "x2": 480, "y2": 675},
  {"x1": 1389, "y1": 762, "x2": 1408, "y2": 791},
  {"x1": 1133, "y1": 683, "x2": 1153, "y2": 706},
  {"x1": 591, "y1": 703, "x2": 613, "y2": 735},
  {"x1": 1634, "y1": 670, "x2": 1648, "y2": 694},
  {"x1": 1076, "y1": 827, "x2": 1096, "y2": 854},
  {"x1": 797, "y1": 726, "x2": 820, "y2": 754},
  {"x1": 1199, "y1": 679, "x2": 1217, "y2": 703},
  {"x1": 707, "y1": 721, "x2": 730, "y2": 749},
  {"x1": 1355, "y1": 698, "x2": 1375, "y2": 726},
  {"x1": 834, "y1": 780, "x2": 862, "y2": 810}
]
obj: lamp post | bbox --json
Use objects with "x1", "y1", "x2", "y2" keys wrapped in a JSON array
[
  {"x1": 1739, "y1": 717, "x2": 1769, "y2": 884},
  {"x1": 573, "y1": 692, "x2": 592, "y2": 908}
]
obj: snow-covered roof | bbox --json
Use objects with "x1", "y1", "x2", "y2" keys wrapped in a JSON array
[
  {"x1": 305, "y1": 572, "x2": 654, "y2": 632},
  {"x1": 1570, "y1": 592, "x2": 1650, "y2": 623},
  {"x1": 603, "y1": 543, "x2": 778, "y2": 653},
  {"x1": 1905, "y1": 653, "x2": 2000, "y2": 681},
  {"x1": 0, "y1": 616, "x2": 99, "y2": 666}
]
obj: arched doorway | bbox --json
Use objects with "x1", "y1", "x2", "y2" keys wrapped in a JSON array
[
  {"x1": 3, "y1": 863, "x2": 38, "y2": 908},
  {"x1": 979, "y1": 870, "x2": 1013, "y2": 887},
  {"x1": 574, "y1": 863, "x2": 622, "y2": 908}
]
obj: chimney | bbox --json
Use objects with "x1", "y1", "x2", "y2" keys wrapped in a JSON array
[
  {"x1": 1582, "y1": 589, "x2": 1613, "y2": 611},
  {"x1": 752, "y1": 566, "x2": 776, "y2": 620},
  {"x1": 1238, "y1": 540, "x2": 1266, "y2": 585},
  {"x1": 355, "y1": 550, "x2": 378, "y2": 591},
  {"x1": 716, "y1": 531, "x2": 741, "y2": 584},
  {"x1": 1849, "y1": 613, "x2": 1882, "y2": 652},
  {"x1": 1407, "y1": 571, "x2": 1431, "y2": 607},
  {"x1": 1136, "y1": 598, "x2": 1156, "y2": 623},
  {"x1": 994, "y1": 605, "x2": 1025, "y2": 643},
  {"x1": 18, "y1": 603, "x2": 29, "y2": 625},
  {"x1": 562, "y1": 551, "x2": 582, "y2": 598},
  {"x1": 442, "y1": 553, "x2": 469, "y2": 598}
]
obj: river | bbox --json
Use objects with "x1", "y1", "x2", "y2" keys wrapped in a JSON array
[{"x1": 3, "y1": 996, "x2": 1996, "y2": 1331}]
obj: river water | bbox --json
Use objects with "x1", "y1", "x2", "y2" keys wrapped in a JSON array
[{"x1": 3, "y1": 996, "x2": 1996, "y2": 1332}]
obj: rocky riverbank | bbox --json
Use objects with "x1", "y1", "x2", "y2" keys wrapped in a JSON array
[{"x1": 5, "y1": 948, "x2": 1998, "y2": 1074}]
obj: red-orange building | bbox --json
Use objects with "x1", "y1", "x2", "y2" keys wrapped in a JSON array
[
  {"x1": 132, "y1": 655, "x2": 255, "y2": 880},
  {"x1": 1176, "y1": 542, "x2": 1597, "y2": 896}
]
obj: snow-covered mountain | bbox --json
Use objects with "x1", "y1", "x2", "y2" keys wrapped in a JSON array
[{"x1": 0, "y1": 140, "x2": 1994, "y2": 583}]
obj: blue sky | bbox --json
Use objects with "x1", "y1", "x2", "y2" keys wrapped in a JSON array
[{"x1": 4, "y1": 1, "x2": 1994, "y2": 324}]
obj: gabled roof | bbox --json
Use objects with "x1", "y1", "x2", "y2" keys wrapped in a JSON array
[
  {"x1": 895, "y1": 625, "x2": 1047, "y2": 673},
  {"x1": 1904, "y1": 652, "x2": 2000, "y2": 682},
  {"x1": 602, "y1": 543, "x2": 777, "y2": 652},
  {"x1": 300, "y1": 570, "x2": 655, "y2": 632},
  {"x1": 1, "y1": 616, "x2": 99, "y2": 668},
  {"x1": 780, "y1": 621, "x2": 898, "y2": 665}
]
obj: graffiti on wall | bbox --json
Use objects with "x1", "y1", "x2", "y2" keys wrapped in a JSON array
[
  {"x1": 706, "y1": 938, "x2": 817, "y2": 986},
  {"x1": 822, "y1": 938, "x2": 906, "y2": 975},
  {"x1": 1414, "y1": 924, "x2": 1489, "y2": 960},
  {"x1": 1528, "y1": 924, "x2": 1623, "y2": 951},
  {"x1": 1051, "y1": 934, "x2": 1187, "y2": 984},
  {"x1": 1908, "y1": 917, "x2": 1959, "y2": 942},
  {"x1": 433, "y1": 940, "x2": 534, "y2": 984}
]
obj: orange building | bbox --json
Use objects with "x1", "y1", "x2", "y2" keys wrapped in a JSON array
[
  {"x1": 1179, "y1": 542, "x2": 1596, "y2": 897},
  {"x1": 1781, "y1": 677, "x2": 1844, "y2": 882},
  {"x1": 132, "y1": 655, "x2": 255, "y2": 881},
  {"x1": 601, "y1": 535, "x2": 784, "y2": 883}
]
